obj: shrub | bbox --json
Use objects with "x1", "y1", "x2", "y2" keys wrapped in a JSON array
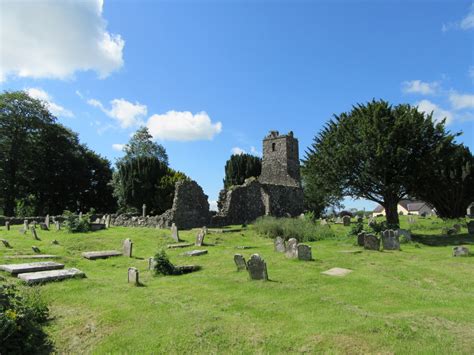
[
  {"x1": 153, "y1": 249, "x2": 176, "y2": 276},
  {"x1": 254, "y1": 216, "x2": 336, "y2": 242},
  {"x1": 0, "y1": 283, "x2": 52, "y2": 354},
  {"x1": 348, "y1": 221, "x2": 364, "y2": 237},
  {"x1": 63, "y1": 210, "x2": 90, "y2": 233}
]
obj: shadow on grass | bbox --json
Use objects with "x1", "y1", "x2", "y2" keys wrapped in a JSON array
[{"x1": 412, "y1": 233, "x2": 474, "y2": 246}]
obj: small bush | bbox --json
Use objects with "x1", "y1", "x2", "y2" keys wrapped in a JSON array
[
  {"x1": 348, "y1": 221, "x2": 364, "y2": 237},
  {"x1": 63, "y1": 210, "x2": 90, "y2": 233},
  {"x1": 254, "y1": 216, "x2": 336, "y2": 242},
  {"x1": 0, "y1": 283, "x2": 52, "y2": 354},
  {"x1": 153, "y1": 249, "x2": 176, "y2": 276}
]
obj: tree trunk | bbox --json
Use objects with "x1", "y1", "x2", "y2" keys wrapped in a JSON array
[{"x1": 384, "y1": 199, "x2": 400, "y2": 227}]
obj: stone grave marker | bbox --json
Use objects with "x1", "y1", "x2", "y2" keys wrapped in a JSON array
[
  {"x1": 32, "y1": 246, "x2": 41, "y2": 253},
  {"x1": 5, "y1": 221, "x2": 10, "y2": 231},
  {"x1": 82, "y1": 250, "x2": 122, "y2": 260},
  {"x1": 24, "y1": 220, "x2": 29, "y2": 231},
  {"x1": 0, "y1": 261, "x2": 64, "y2": 275},
  {"x1": 123, "y1": 238, "x2": 133, "y2": 257},
  {"x1": 40, "y1": 222, "x2": 49, "y2": 231},
  {"x1": 234, "y1": 254, "x2": 247, "y2": 271},
  {"x1": 5, "y1": 254, "x2": 58, "y2": 260},
  {"x1": 33, "y1": 221, "x2": 37, "y2": 228},
  {"x1": 45, "y1": 214, "x2": 50, "y2": 229},
  {"x1": 142, "y1": 204, "x2": 146, "y2": 218},
  {"x1": 195, "y1": 229, "x2": 205, "y2": 247},
  {"x1": 285, "y1": 238, "x2": 298, "y2": 258},
  {"x1": 148, "y1": 257, "x2": 157, "y2": 270},
  {"x1": 105, "y1": 215, "x2": 111, "y2": 228},
  {"x1": 182, "y1": 250, "x2": 208, "y2": 256},
  {"x1": 321, "y1": 267, "x2": 353, "y2": 277},
  {"x1": 1, "y1": 239, "x2": 12, "y2": 248},
  {"x1": 31, "y1": 227, "x2": 40, "y2": 240},
  {"x1": 128, "y1": 267, "x2": 139, "y2": 285},
  {"x1": 55, "y1": 221, "x2": 60, "y2": 231},
  {"x1": 18, "y1": 268, "x2": 85, "y2": 284},
  {"x1": 382, "y1": 229, "x2": 400, "y2": 250},
  {"x1": 171, "y1": 223, "x2": 180, "y2": 242},
  {"x1": 364, "y1": 234, "x2": 380, "y2": 251},
  {"x1": 357, "y1": 232, "x2": 366, "y2": 246},
  {"x1": 453, "y1": 246, "x2": 470, "y2": 257},
  {"x1": 320, "y1": 219, "x2": 328, "y2": 226},
  {"x1": 453, "y1": 224, "x2": 461, "y2": 233},
  {"x1": 247, "y1": 254, "x2": 268, "y2": 281},
  {"x1": 466, "y1": 221, "x2": 474, "y2": 235},
  {"x1": 202, "y1": 226, "x2": 208, "y2": 235},
  {"x1": 342, "y1": 215, "x2": 351, "y2": 226},
  {"x1": 395, "y1": 229, "x2": 411, "y2": 242},
  {"x1": 167, "y1": 242, "x2": 193, "y2": 249},
  {"x1": 297, "y1": 244, "x2": 312, "y2": 261},
  {"x1": 274, "y1": 237, "x2": 285, "y2": 253}
]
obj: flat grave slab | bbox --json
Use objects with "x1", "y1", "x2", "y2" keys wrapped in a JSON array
[
  {"x1": 82, "y1": 250, "x2": 122, "y2": 260},
  {"x1": 338, "y1": 250, "x2": 363, "y2": 254},
  {"x1": 0, "y1": 261, "x2": 64, "y2": 275},
  {"x1": 181, "y1": 250, "x2": 208, "y2": 257},
  {"x1": 18, "y1": 268, "x2": 85, "y2": 284},
  {"x1": 167, "y1": 243, "x2": 193, "y2": 249},
  {"x1": 321, "y1": 267, "x2": 353, "y2": 277},
  {"x1": 4, "y1": 255, "x2": 59, "y2": 259},
  {"x1": 235, "y1": 246, "x2": 253, "y2": 249}
]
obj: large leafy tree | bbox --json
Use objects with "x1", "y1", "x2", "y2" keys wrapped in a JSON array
[
  {"x1": 122, "y1": 127, "x2": 168, "y2": 165},
  {"x1": 302, "y1": 100, "x2": 456, "y2": 226},
  {"x1": 223, "y1": 153, "x2": 262, "y2": 189}
]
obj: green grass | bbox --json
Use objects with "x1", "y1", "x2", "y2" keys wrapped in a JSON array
[{"x1": 1, "y1": 216, "x2": 474, "y2": 353}]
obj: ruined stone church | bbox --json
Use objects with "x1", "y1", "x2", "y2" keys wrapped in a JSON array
[{"x1": 213, "y1": 131, "x2": 304, "y2": 225}]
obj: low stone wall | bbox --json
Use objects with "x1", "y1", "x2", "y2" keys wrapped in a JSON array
[{"x1": 0, "y1": 215, "x2": 67, "y2": 226}]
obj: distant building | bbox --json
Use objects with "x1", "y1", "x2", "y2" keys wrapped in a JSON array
[{"x1": 372, "y1": 200, "x2": 435, "y2": 217}]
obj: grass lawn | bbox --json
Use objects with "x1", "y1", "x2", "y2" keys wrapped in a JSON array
[{"x1": 1, "y1": 216, "x2": 474, "y2": 353}]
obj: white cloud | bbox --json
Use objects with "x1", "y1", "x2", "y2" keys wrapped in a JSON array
[
  {"x1": 112, "y1": 144, "x2": 125, "y2": 151},
  {"x1": 26, "y1": 88, "x2": 74, "y2": 118},
  {"x1": 442, "y1": 4, "x2": 474, "y2": 32},
  {"x1": 88, "y1": 98, "x2": 147, "y2": 128},
  {"x1": 231, "y1": 147, "x2": 246, "y2": 155},
  {"x1": 0, "y1": 0, "x2": 124, "y2": 82},
  {"x1": 209, "y1": 200, "x2": 218, "y2": 212},
  {"x1": 416, "y1": 99, "x2": 453, "y2": 124},
  {"x1": 402, "y1": 80, "x2": 439, "y2": 95},
  {"x1": 147, "y1": 111, "x2": 222, "y2": 141},
  {"x1": 449, "y1": 92, "x2": 474, "y2": 110}
]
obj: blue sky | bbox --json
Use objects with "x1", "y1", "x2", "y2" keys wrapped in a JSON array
[{"x1": 1, "y1": 0, "x2": 473, "y2": 211}]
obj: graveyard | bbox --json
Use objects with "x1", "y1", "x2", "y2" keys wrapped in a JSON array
[{"x1": 1, "y1": 216, "x2": 473, "y2": 353}]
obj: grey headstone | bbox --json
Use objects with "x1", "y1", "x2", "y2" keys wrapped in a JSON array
[
  {"x1": 40, "y1": 222, "x2": 49, "y2": 231},
  {"x1": 234, "y1": 254, "x2": 247, "y2": 271},
  {"x1": 364, "y1": 234, "x2": 380, "y2": 251},
  {"x1": 24, "y1": 220, "x2": 29, "y2": 231},
  {"x1": 1, "y1": 239, "x2": 11, "y2": 248},
  {"x1": 202, "y1": 226, "x2": 208, "y2": 235},
  {"x1": 171, "y1": 223, "x2": 180, "y2": 242},
  {"x1": 0, "y1": 261, "x2": 64, "y2": 275},
  {"x1": 79, "y1": 212, "x2": 83, "y2": 220},
  {"x1": 285, "y1": 238, "x2": 298, "y2": 258},
  {"x1": 395, "y1": 229, "x2": 411, "y2": 242},
  {"x1": 182, "y1": 249, "x2": 208, "y2": 257},
  {"x1": 31, "y1": 227, "x2": 40, "y2": 240},
  {"x1": 128, "y1": 267, "x2": 139, "y2": 285},
  {"x1": 142, "y1": 204, "x2": 146, "y2": 218},
  {"x1": 342, "y1": 215, "x2": 351, "y2": 226},
  {"x1": 5, "y1": 221, "x2": 10, "y2": 231},
  {"x1": 274, "y1": 237, "x2": 285, "y2": 253},
  {"x1": 195, "y1": 229, "x2": 205, "y2": 247},
  {"x1": 55, "y1": 221, "x2": 60, "y2": 231},
  {"x1": 105, "y1": 215, "x2": 111, "y2": 228},
  {"x1": 18, "y1": 268, "x2": 85, "y2": 284},
  {"x1": 382, "y1": 229, "x2": 400, "y2": 250},
  {"x1": 453, "y1": 246, "x2": 470, "y2": 257},
  {"x1": 321, "y1": 267, "x2": 353, "y2": 277},
  {"x1": 357, "y1": 232, "x2": 366, "y2": 246},
  {"x1": 123, "y1": 238, "x2": 133, "y2": 257},
  {"x1": 167, "y1": 242, "x2": 193, "y2": 249},
  {"x1": 148, "y1": 257, "x2": 157, "y2": 270},
  {"x1": 82, "y1": 250, "x2": 122, "y2": 260},
  {"x1": 320, "y1": 219, "x2": 328, "y2": 226},
  {"x1": 32, "y1": 246, "x2": 41, "y2": 253},
  {"x1": 297, "y1": 244, "x2": 312, "y2": 261},
  {"x1": 4, "y1": 254, "x2": 58, "y2": 259},
  {"x1": 467, "y1": 221, "x2": 474, "y2": 235},
  {"x1": 247, "y1": 254, "x2": 268, "y2": 281},
  {"x1": 45, "y1": 214, "x2": 50, "y2": 229}
]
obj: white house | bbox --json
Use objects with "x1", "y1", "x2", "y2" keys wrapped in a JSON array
[{"x1": 372, "y1": 200, "x2": 435, "y2": 217}]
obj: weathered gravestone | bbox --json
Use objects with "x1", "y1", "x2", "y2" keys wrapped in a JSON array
[
  {"x1": 320, "y1": 219, "x2": 328, "y2": 226},
  {"x1": 31, "y1": 227, "x2": 40, "y2": 240},
  {"x1": 5, "y1": 221, "x2": 10, "y2": 231},
  {"x1": 357, "y1": 232, "x2": 366, "y2": 246},
  {"x1": 1, "y1": 239, "x2": 12, "y2": 248},
  {"x1": 195, "y1": 229, "x2": 205, "y2": 247},
  {"x1": 467, "y1": 221, "x2": 474, "y2": 235},
  {"x1": 202, "y1": 226, "x2": 208, "y2": 235},
  {"x1": 297, "y1": 244, "x2": 312, "y2": 261},
  {"x1": 40, "y1": 223, "x2": 49, "y2": 231},
  {"x1": 105, "y1": 215, "x2": 111, "y2": 228},
  {"x1": 274, "y1": 237, "x2": 285, "y2": 253},
  {"x1": 128, "y1": 267, "x2": 139, "y2": 285},
  {"x1": 82, "y1": 250, "x2": 122, "y2": 260},
  {"x1": 453, "y1": 246, "x2": 470, "y2": 257},
  {"x1": 45, "y1": 214, "x2": 50, "y2": 229},
  {"x1": 32, "y1": 246, "x2": 41, "y2": 253},
  {"x1": 0, "y1": 261, "x2": 64, "y2": 275},
  {"x1": 247, "y1": 254, "x2": 268, "y2": 281},
  {"x1": 321, "y1": 267, "x2": 353, "y2": 277},
  {"x1": 55, "y1": 221, "x2": 60, "y2": 231},
  {"x1": 285, "y1": 238, "x2": 298, "y2": 258},
  {"x1": 148, "y1": 257, "x2": 157, "y2": 270},
  {"x1": 123, "y1": 238, "x2": 133, "y2": 257},
  {"x1": 382, "y1": 229, "x2": 400, "y2": 250},
  {"x1": 364, "y1": 234, "x2": 380, "y2": 251},
  {"x1": 142, "y1": 204, "x2": 146, "y2": 218},
  {"x1": 342, "y1": 216, "x2": 351, "y2": 226},
  {"x1": 395, "y1": 229, "x2": 411, "y2": 242},
  {"x1": 24, "y1": 220, "x2": 29, "y2": 231},
  {"x1": 234, "y1": 254, "x2": 247, "y2": 271},
  {"x1": 182, "y1": 250, "x2": 208, "y2": 257},
  {"x1": 171, "y1": 223, "x2": 180, "y2": 242},
  {"x1": 19, "y1": 268, "x2": 85, "y2": 285}
]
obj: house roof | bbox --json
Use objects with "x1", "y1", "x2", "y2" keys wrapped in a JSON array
[{"x1": 373, "y1": 200, "x2": 430, "y2": 213}]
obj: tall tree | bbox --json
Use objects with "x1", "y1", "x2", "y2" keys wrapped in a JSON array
[
  {"x1": 302, "y1": 100, "x2": 456, "y2": 226},
  {"x1": 122, "y1": 127, "x2": 168, "y2": 165},
  {"x1": 223, "y1": 154, "x2": 262, "y2": 189}
]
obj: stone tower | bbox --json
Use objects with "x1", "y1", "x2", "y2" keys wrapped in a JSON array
[{"x1": 259, "y1": 131, "x2": 301, "y2": 187}]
